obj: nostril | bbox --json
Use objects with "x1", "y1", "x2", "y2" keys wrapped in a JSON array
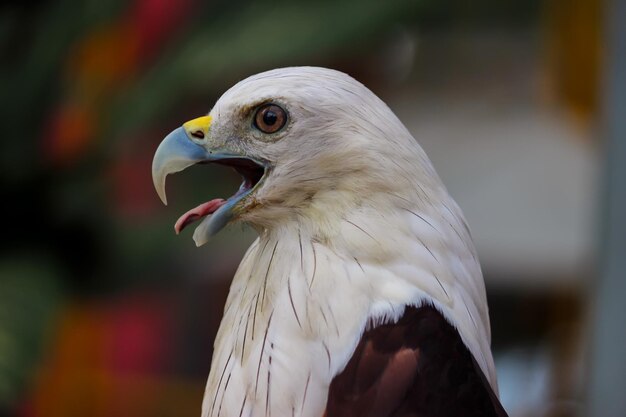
[{"x1": 190, "y1": 130, "x2": 204, "y2": 139}]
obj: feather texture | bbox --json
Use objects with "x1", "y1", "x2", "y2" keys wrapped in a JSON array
[
  {"x1": 325, "y1": 305, "x2": 507, "y2": 417},
  {"x1": 172, "y1": 67, "x2": 504, "y2": 417}
]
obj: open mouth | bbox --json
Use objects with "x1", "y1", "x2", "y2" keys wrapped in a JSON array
[{"x1": 174, "y1": 158, "x2": 266, "y2": 234}]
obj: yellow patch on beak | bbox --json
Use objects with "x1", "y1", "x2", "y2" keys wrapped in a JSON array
[{"x1": 183, "y1": 115, "x2": 212, "y2": 139}]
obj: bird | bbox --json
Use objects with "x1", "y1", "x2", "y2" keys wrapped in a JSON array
[{"x1": 152, "y1": 67, "x2": 508, "y2": 417}]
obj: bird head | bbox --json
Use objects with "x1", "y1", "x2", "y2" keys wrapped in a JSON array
[{"x1": 153, "y1": 67, "x2": 438, "y2": 246}]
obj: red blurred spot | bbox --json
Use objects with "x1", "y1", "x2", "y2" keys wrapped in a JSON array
[
  {"x1": 130, "y1": 0, "x2": 195, "y2": 60},
  {"x1": 103, "y1": 295, "x2": 174, "y2": 374}
]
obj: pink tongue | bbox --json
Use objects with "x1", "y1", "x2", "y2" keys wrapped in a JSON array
[{"x1": 175, "y1": 198, "x2": 226, "y2": 234}]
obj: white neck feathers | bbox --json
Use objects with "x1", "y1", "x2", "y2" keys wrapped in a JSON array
[{"x1": 201, "y1": 194, "x2": 496, "y2": 417}]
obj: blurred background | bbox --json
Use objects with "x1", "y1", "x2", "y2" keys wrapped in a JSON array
[{"x1": 1, "y1": 0, "x2": 624, "y2": 416}]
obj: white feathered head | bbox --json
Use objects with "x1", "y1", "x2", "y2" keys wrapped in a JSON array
[{"x1": 153, "y1": 67, "x2": 445, "y2": 246}]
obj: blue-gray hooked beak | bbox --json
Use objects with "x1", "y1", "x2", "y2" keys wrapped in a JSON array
[
  {"x1": 152, "y1": 117, "x2": 266, "y2": 246},
  {"x1": 152, "y1": 126, "x2": 212, "y2": 205}
]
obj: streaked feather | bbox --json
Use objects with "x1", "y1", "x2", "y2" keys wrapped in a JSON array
[{"x1": 195, "y1": 67, "x2": 500, "y2": 417}]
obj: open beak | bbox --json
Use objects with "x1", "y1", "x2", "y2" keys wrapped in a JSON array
[{"x1": 152, "y1": 116, "x2": 266, "y2": 246}]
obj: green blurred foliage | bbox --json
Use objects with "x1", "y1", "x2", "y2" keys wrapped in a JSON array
[{"x1": 0, "y1": 258, "x2": 62, "y2": 409}]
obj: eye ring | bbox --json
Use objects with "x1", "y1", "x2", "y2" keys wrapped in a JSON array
[{"x1": 254, "y1": 104, "x2": 287, "y2": 134}]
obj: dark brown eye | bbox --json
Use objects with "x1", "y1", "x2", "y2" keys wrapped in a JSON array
[{"x1": 254, "y1": 104, "x2": 287, "y2": 133}]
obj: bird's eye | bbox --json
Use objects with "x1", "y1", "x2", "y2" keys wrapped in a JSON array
[{"x1": 254, "y1": 104, "x2": 287, "y2": 134}]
